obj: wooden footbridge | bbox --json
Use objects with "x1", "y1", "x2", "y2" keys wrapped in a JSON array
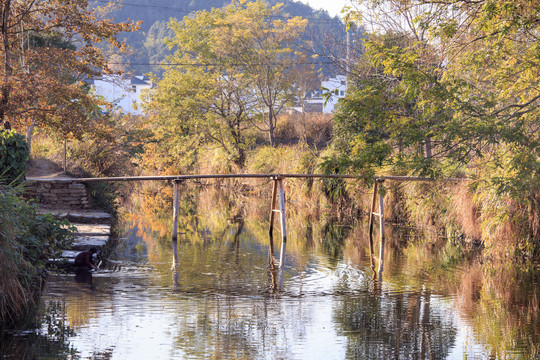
[{"x1": 30, "y1": 173, "x2": 465, "y2": 277}]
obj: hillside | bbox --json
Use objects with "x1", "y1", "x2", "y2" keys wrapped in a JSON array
[{"x1": 92, "y1": 0, "x2": 355, "y2": 76}]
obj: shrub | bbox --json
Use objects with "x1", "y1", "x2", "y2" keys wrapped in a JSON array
[
  {"x1": 0, "y1": 183, "x2": 74, "y2": 327},
  {"x1": 0, "y1": 129, "x2": 29, "y2": 185}
]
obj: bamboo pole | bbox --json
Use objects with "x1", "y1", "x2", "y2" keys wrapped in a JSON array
[
  {"x1": 172, "y1": 270, "x2": 180, "y2": 289},
  {"x1": 277, "y1": 178, "x2": 287, "y2": 268},
  {"x1": 368, "y1": 181, "x2": 378, "y2": 270},
  {"x1": 26, "y1": 173, "x2": 469, "y2": 183},
  {"x1": 171, "y1": 180, "x2": 181, "y2": 271},
  {"x1": 268, "y1": 178, "x2": 278, "y2": 265},
  {"x1": 377, "y1": 185, "x2": 386, "y2": 276}
]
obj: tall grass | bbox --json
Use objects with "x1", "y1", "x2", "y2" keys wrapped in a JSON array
[
  {"x1": 387, "y1": 177, "x2": 540, "y2": 261},
  {"x1": 0, "y1": 184, "x2": 74, "y2": 327},
  {"x1": 273, "y1": 113, "x2": 333, "y2": 147}
]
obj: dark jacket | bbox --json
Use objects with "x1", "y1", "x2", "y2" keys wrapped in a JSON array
[{"x1": 74, "y1": 250, "x2": 97, "y2": 268}]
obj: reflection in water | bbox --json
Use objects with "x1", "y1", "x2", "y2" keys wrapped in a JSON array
[
  {"x1": 74, "y1": 269, "x2": 95, "y2": 290},
  {"x1": 267, "y1": 255, "x2": 284, "y2": 295},
  {"x1": 1, "y1": 186, "x2": 539, "y2": 359},
  {"x1": 172, "y1": 270, "x2": 180, "y2": 290},
  {"x1": 0, "y1": 301, "x2": 77, "y2": 359},
  {"x1": 335, "y1": 289, "x2": 457, "y2": 359}
]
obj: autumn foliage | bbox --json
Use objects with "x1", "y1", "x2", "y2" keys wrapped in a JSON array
[{"x1": 0, "y1": 0, "x2": 139, "y2": 137}]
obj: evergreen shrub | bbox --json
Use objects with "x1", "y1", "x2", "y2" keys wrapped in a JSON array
[{"x1": 0, "y1": 129, "x2": 29, "y2": 185}]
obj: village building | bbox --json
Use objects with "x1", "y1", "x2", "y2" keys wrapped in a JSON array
[
  {"x1": 87, "y1": 75, "x2": 152, "y2": 115},
  {"x1": 301, "y1": 75, "x2": 347, "y2": 114}
]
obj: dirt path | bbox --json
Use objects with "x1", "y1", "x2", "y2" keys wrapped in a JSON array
[{"x1": 26, "y1": 158, "x2": 70, "y2": 179}]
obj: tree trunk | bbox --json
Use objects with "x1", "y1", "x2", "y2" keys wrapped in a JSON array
[
  {"x1": 232, "y1": 137, "x2": 245, "y2": 168},
  {"x1": 424, "y1": 137, "x2": 432, "y2": 158},
  {"x1": 0, "y1": 1, "x2": 12, "y2": 123},
  {"x1": 268, "y1": 107, "x2": 275, "y2": 147}
]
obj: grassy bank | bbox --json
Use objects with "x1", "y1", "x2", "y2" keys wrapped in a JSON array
[
  {"x1": 1, "y1": 130, "x2": 75, "y2": 327},
  {"x1": 1, "y1": 125, "x2": 133, "y2": 327},
  {"x1": 182, "y1": 143, "x2": 538, "y2": 262},
  {"x1": 0, "y1": 184, "x2": 74, "y2": 328}
]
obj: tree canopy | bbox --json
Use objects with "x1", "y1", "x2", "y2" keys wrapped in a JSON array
[
  {"x1": 331, "y1": 0, "x2": 539, "y2": 199},
  {"x1": 0, "y1": 0, "x2": 138, "y2": 138}
]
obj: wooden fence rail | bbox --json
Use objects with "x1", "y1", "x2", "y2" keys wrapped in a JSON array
[{"x1": 27, "y1": 173, "x2": 466, "y2": 183}]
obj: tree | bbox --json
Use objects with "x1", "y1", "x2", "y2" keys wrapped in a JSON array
[
  {"x1": 0, "y1": 0, "x2": 138, "y2": 146},
  {"x1": 332, "y1": 0, "x2": 539, "y2": 195},
  {"x1": 149, "y1": 0, "x2": 310, "y2": 169},
  {"x1": 330, "y1": 31, "x2": 448, "y2": 182},
  {"x1": 158, "y1": 0, "x2": 308, "y2": 149},
  {"x1": 150, "y1": 64, "x2": 256, "y2": 167},
  {"x1": 325, "y1": 0, "x2": 540, "y2": 251},
  {"x1": 217, "y1": 1, "x2": 308, "y2": 146}
]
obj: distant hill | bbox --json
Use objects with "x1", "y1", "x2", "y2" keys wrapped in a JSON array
[{"x1": 92, "y1": 0, "x2": 360, "y2": 77}]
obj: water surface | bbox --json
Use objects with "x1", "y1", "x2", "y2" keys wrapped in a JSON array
[{"x1": 1, "y1": 189, "x2": 539, "y2": 359}]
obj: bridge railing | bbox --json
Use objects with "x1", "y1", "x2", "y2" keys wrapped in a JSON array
[{"x1": 27, "y1": 173, "x2": 466, "y2": 183}]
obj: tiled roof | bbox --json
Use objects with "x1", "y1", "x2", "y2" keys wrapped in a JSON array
[{"x1": 130, "y1": 77, "x2": 151, "y2": 85}]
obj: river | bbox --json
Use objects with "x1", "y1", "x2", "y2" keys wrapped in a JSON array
[{"x1": 1, "y1": 187, "x2": 539, "y2": 359}]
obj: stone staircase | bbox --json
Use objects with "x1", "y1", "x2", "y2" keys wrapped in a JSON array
[{"x1": 28, "y1": 177, "x2": 113, "y2": 267}]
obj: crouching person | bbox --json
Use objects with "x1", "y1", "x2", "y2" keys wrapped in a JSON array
[{"x1": 74, "y1": 247, "x2": 98, "y2": 270}]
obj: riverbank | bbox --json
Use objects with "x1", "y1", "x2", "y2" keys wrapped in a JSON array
[
  {"x1": 26, "y1": 159, "x2": 115, "y2": 269},
  {"x1": 0, "y1": 184, "x2": 73, "y2": 328},
  {"x1": 29, "y1": 129, "x2": 539, "y2": 264},
  {"x1": 0, "y1": 158, "x2": 116, "y2": 328},
  {"x1": 132, "y1": 143, "x2": 536, "y2": 263}
]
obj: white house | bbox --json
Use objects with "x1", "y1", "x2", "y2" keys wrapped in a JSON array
[
  {"x1": 303, "y1": 75, "x2": 347, "y2": 114},
  {"x1": 88, "y1": 75, "x2": 152, "y2": 115}
]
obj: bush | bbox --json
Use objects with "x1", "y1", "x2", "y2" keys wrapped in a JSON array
[
  {"x1": 0, "y1": 129, "x2": 29, "y2": 185},
  {"x1": 0, "y1": 184, "x2": 74, "y2": 327}
]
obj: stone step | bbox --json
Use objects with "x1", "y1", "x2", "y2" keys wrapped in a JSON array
[
  {"x1": 42, "y1": 205, "x2": 112, "y2": 268},
  {"x1": 48, "y1": 250, "x2": 78, "y2": 267},
  {"x1": 38, "y1": 208, "x2": 111, "y2": 224},
  {"x1": 60, "y1": 250, "x2": 79, "y2": 260},
  {"x1": 70, "y1": 223, "x2": 111, "y2": 236},
  {"x1": 69, "y1": 235, "x2": 109, "y2": 251}
]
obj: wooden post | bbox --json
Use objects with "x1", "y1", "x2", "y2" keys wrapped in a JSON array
[
  {"x1": 63, "y1": 138, "x2": 67, "y2": 172},
  {"x1": 172, "y1": 270, "x2": 180, "y2": 289},
  {"x1": 171, "y1": 180, "x2": 181, "y2": 270},
  {"x1": 268, "y1": 178, "x2": 278, "y2": 264},
  {"x1": 377, "y1": 184, "x2": 385, "y2": 275},
  {"x1": 368, "y1": 181, "x2": 378, "y2": 270},
  {"x1": 277, "y1": 178, "x2": 287, "y2": 268},
  {"x1": 268, "y1": 260, "x2": 278, "y2": 293}
]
